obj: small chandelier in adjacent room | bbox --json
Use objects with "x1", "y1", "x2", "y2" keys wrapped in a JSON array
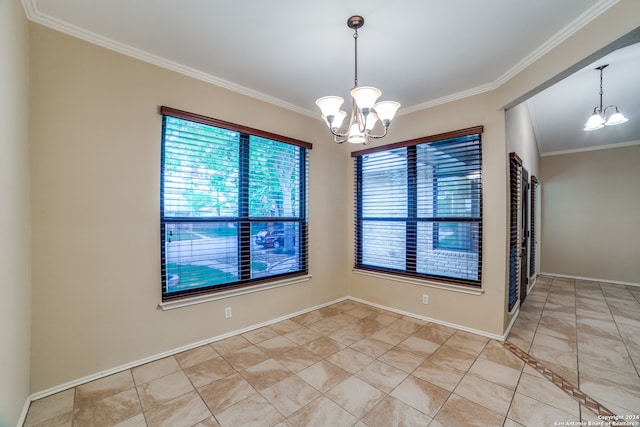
[
  {"x1": 583, "y1": 64, "x2": 629, "y2": 131},
  {"x1": 315, "y1": 15, "x2": 400, "y2": 144}
]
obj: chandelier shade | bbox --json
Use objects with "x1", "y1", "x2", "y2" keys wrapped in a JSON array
[
  {"x1": 583, "y1": 64, "x2": 629, "y2": 132},
  {"x1": 315, "y1": 16, "x2": 400, "y2": 144}
]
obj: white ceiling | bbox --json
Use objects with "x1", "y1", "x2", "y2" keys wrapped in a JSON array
[{"x1": 23, "y1": 0, "x2": 640, "y2": 154}]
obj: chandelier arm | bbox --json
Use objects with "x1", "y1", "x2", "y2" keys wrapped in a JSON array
[
  {"x1": 327, "y1": 126, "x2": 348, "y2": 138},
  {"x1": 602, "y1": 105, "x2": 619, "y2": 115},
  {"x1": 366, "y1": 126, "x2": 389, "y2": 140}
]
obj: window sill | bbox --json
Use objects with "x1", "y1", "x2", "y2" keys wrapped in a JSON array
[
  {"x1": 352, "y1": 269, "x2": 483, "y2": 296},
  {"x1": 159, "y1": 274, "x2": 312, "y2": 311}
]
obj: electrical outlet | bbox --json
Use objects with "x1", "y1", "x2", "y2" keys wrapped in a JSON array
[
  {"x1": 224, "y1": 307, "x2": 232, "y2": 318},
  {"x1": 422, "y1": 294, "x2": 429, "y2": 304}
]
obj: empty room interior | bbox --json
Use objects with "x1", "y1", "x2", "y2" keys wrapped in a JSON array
[{"x1": 2, "y1": 0, "x2": 640, "y2": 426}]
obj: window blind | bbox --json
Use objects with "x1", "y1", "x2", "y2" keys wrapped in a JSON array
[
  {"x1": 508, "y1": 153, "x2": 523, "y2": 312},
  {"x1": 353, "y1": 127, "x2": 483, "y2": 286},
  {"x1": 160, "y1": 106, "x2": 310, "y2": 301}
]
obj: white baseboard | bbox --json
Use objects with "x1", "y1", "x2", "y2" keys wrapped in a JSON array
[
  {"x1": 16, "y1": 396, "x2": 31, "y2": 427},
  {"x1": 348, "y1": 297, "x2": 506, "y2": 341},
  {"x1": 540, "y1": 272, "x2": 640, "y2": 288}
]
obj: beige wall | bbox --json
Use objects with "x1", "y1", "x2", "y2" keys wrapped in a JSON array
[
  {"x1": 346, "y1": 91, "x2": 508, "y2": 337},
  {"x1": 540, "y1": 145, "x2": 640, "y2": 284},
  {"x1": 29, "y1": 23, "x2": 348, "y2": 392},
  {"x1": 0, "y1": 0, "x2": 31, "y2": 424}
]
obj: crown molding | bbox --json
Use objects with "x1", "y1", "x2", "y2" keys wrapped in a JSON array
[{"x1": 541, "y1": 139, "x2": 640, "y2": 157}]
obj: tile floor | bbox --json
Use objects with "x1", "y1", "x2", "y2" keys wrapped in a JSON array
[{"x1": 23, "y1": 276, "x2": 640, "y2": 427}]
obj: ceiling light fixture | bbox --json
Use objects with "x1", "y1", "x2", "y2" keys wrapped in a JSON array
[
  {"x1": 315, "y1": 15, "x2": 400, "y2": 144},
  {"x1": 583, "y1": 64, "x2": 628, "y2": 131}
]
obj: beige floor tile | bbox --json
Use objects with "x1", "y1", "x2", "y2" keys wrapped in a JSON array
[
  {"x1": 328, "y1": 324, "x2": 368, "y2": 345},
  {"x1": 326, "y1": 347, "x2": 374, "y2": 374},
  {"x1": 350, "y1": 336, "x2": 393, "y2": 358},
  {"x1": 283, "y1": 326, "x2": 323, "y2": 345},
  {"x1": 537, "y1": 316, "x2": 578, "y2": 341},
  {"x1": 428, "y1": 345, "x2": 478, "y2": 372},
  {"x1": 368, "y1": 311, "x2": 402, "y2": 326},
  {"x1": 503, "y1": 418, "x2": 526, "y2": 427},
  {"x1": 242, "y1": 326, "x2": 279, "y2": 344},
  {"x1": 507, "y1": 392, "x2": 579, "y2": 426},
  {"x1": 269, "y1": 319, "x2": 303, "y2": 335},
  {"x1": 256, "y1": 335, "x2": 298, "y2": 357},
  {"x1": 75, "y1": 370, "x2": 136, "y2": 406},
  {"x1": 444, "y1": 331, "x2": 489, "y2": 355},
  {"x1": 387, "y1": 316, "x2": 426, "y2": 334},
  {"x1": 326, "y1": 376, "x2": 385, "y2": 418},
  {"x1": 137, "y1": 370, "x2": 194, "y2": 411},
  {"x1": 175, "y1": 345, "x2": 218, "y2": 369},
  {"x1": 369, "y1": 326, "x2": 410, "y2": 346},
  {"x1": 239, "y1": 358, "x2": 292, "y2": 391},
  {"x1": 143, "y1": 391, "x2": 211, "y2": 427},
  {"x1": 377, "y1": 346, "x2": 424, "y2": 373},
  {"x1": 454, "y1": 373, "x2": 514, "y2": 416},
  {"x1": 308, "y1": 315, "x2": 351, "y2": 336},
  {"x1": 413, "y1": 323, "x2": 457, "y2": 345},
  {"x1": 302, "y1": 336, "x2": 345, "y2": 358},
  {"x1": 191, "y1": 417, "x2": 221, "y2": 427},
  {"x1": 361, "y1": 395, "x2": 432, "y2": 427},
  {"x1": 316, "y1": 305, "x2": 344, "y2": 318},
  {"x1": 132, "y1": 357, "x2": 181, "y2": 386},
  {"x1": 272, "y1": 346, "x2": 322, "y2": 373},
  {"x1": 434, "y1": 394, "x2": 505, "y2": 427},
  {"x1": 114, "y1": 413, "x2": 147, "y2": 427},
  {"x1": 479, "y1": 340, "x2": 525, "y2": 371},
  {"x1": 344, "y1": 305, "x2": 377, "y2": 319},
  {"x1": 396, "y1": 335, "x2": 440, "y2": 358},
  {"x1": 290, "y1": 310, "x2": 324, "y2": 327},
  {"x1": 297, "y1": 360, "x2": 351, "y2": 393},
  {"x1": 222, "y1": 345, "x2": 269, "y2": 371},
  {"x1": 515, "y1": 371, "x2": 579, "y2": 416},
  {"x1": 355, "y1": 360, "x2": 408, "y2": 394},
  {"x1": 355, "y1": 317, "x2": 385, "y2": 336},
  {"x1": 73, "y1": 388, "x2": 142, "y2": 427},
  {"x1": 467, "y1": 358, "x2": 522, "y2": 390},
  {"x1": 412, "y1": 359, "x2": 465, "y2": 392},
  {"x1": 198, "y1": 372, "x2": 258, "y2": 415},
  {"x1": 210, "y1": 334, "x2": 251, "y2": 355},
  {"x1": 261, "y1": 375, "x2": 321, "y2": 417},
  {"x1": 183, "y1": 356, "x2": 235, "y2": 388},
  {"x1": 215, "y1": 394, "x2": 283, "y2": 427},
  {"x1": 579, "y1": 372, "x2": 640, "y2": 414},
  {"x1": 390, "y1": 375, "x2": 450, "y2": 417},
  {"x1": 24, "y1": 389, "x2": 74, "y2": 427},
  {"x1": 287, "y1": 396, "x2": 357, "y2": 427}
]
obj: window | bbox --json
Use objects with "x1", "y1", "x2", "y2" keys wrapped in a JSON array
[
  {"x1": 508, "y1": 153, "x2": 523, "y2": 311},
  {"x1": 353, "y1": 126, "x2": 483, "y2": 286},
  {"x1": 529, "y1": 175, "x2": 539, "y2": 278},
  {"x1": 160, "y1": 107, "x2": 311, "y2": 301}
]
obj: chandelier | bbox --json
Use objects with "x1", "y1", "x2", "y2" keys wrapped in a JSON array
[
  {"x1": 583, "y1": 64, "x2": 628, "y2": 131},
  {"x1": 315, "y1": 15, "x2": 400, "y2": 144}
]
